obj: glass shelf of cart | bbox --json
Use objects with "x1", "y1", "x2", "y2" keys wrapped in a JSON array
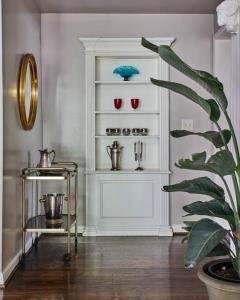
[
  {"x1": 22, "y1": 164, "x2": 78, "y2": 180},
  {"x1": 25, "y1": 215, "x2": 76, "y2": 233}
]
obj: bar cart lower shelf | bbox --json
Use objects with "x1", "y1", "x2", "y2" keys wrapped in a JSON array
[
  {"x1": 21, "y1": 162, "x2": 78, "y2": 263},
  {"x1": 25, "y1": 214, "x2": 76, "y2": 233}
]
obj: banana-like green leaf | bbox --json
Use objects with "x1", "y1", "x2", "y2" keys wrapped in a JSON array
[
  {"x1": 183, "y1": 221, "x2": 196, "y2": 232},
  {"x1": 176, "y1": 150, "x2": 236, "y2": 177},
  {"x1": 163, "y1": 177, "x2": 225, "y2": 202},
  {"x1": 171, "y1": 130, "x2": 231, "y2": 148},
  {"x1": 206, "y1": 99, "x2": 222, "y2": 122},
  {"x1": 195, "y1": 70, "x2": 224, "y2": 91},
  {"x1": 207, "y1": 242, "x2": 229, "y2": 257},
  {"x1": 151, "y1": 79, "x2": 220, "y2": 122},
  {"x1": 183, "y1": 199, "x2": 235, "y2": 229},
  {"x1": 236, "y1": 164, "x2": 240, "y2": 178},
  {"x1": 185, "y1": 219, "x2": 228, "y2": 268},
  {"x1": 141, "y1": 38, "x2": 228, "y2": 110},
  {"x1": 233, "y1": 258, "x2": 240, "y2": 273},
  {"x1": 182, "y1": 221, "x2": 195, "y2": 243},
  {"x1": 158, "y1": 45, "x2": 228, "y2": 110},
  {"x1": 141, "y1": 37, "x2": 159, "y2": 54}
]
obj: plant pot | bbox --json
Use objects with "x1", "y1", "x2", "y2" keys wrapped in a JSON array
[{"x1": 198, "y1": 260, "x2": 240, "y2": 300}]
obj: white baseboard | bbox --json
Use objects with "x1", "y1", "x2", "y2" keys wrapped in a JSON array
[
  {"x1": 82, "y1": 225, "x2": 173, "y2": 237},
  {"x1": 172, "y1": 224, "x2": 186, "y2": 234},
  {"x1": 77, "y1": 226, "x2": 85, "y2": 234},
  {"x1": 1, "y1": 238, "x2": 33, "y2": 285},
  {"x1": 0, "y1": 273, "x2": 3, "y2": 287},
  {"x1": 70, "y1": 226, "x2": 85, "y2": 234}
]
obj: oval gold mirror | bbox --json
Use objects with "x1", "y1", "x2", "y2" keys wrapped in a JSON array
[{"x1": 19, "y1": 54, "x2": 38, "y2": 130}]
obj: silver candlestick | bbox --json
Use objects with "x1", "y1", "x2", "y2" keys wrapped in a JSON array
[{"x1": 134, "y1": 141, "x2": 144, "y2": 171}]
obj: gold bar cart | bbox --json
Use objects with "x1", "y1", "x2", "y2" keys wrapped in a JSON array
[{"x1": 21, "y1": 162, "x2": 78, "y2": 262}]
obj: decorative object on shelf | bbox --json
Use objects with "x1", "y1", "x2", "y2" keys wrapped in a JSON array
[
  {"x1": 18, "y1": 54, "x2": 38, "y2": 130},
  {"x1": 132, "y1": 128, "x2": 140, "y2": 136},
  {"x1": 142, "y1": 37, "x2": 240, "y2": 298},
  {"x1": 106, "y1": 128, "x2": 112, "y2": 136},
  {"x1": 114, "y1": 98, "x2": 123, "y2": 109},
  {"x1": 134, "y1": 141, "x2": 144, "y2": 171},
  {"x1": 131, "y1": 98, "x2": 140, "y2": 109},
  {"x1": 105, "y1": 128, "x2": 149, "y2": 136},
  {"x1": 140, "y1": 128, "x2": 149, "y2": 136},
  {"x1": 106, "y1": 141, "x2": 124, "y2": 171},
  {"x1": 40, "y1": 193, "x2": 66, "y2": 225},
  {"x1": 106, "y1": 128, "x2": 121, "y2": 136},
  {"x1": 112, "y1": 128, "x2": 121, "y2": 136},
  {"x1": 38, "y1": 149, "x2": 56, "y2": 168},
  {"x1": 123, "y1": 128, "x2": 131, "y2": 136},
  {"x1": 113, "y1": 65, "x2": 139, "y2": 81}
]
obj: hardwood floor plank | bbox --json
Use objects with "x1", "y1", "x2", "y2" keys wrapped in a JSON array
[{"x1": 3, "y1": 236, "x2": 208, "y2": 300}]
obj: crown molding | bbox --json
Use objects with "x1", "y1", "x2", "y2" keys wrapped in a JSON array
[{"x1": 79, "y1": 37, "x2": 175, "y2": 53}]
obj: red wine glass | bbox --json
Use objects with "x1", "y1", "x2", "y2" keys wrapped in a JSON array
[
  {"x1": 114, "y1": 98, "x2": 122, "y2": 110},
  {"x1": 131, "y1": 98, "x2": 139, "y2": 109}
]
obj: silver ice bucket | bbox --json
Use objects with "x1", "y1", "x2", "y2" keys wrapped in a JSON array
[{"x1": 40, "y1": 193, "x2": 65, "y2": 224}]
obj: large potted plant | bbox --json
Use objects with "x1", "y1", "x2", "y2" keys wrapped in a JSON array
[{"x1": 142, "y1": 37, "x2": 240, "y2": 300}]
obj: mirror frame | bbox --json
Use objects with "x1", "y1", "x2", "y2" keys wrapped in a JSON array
[{"x1": 19, "y1": 54, "x2": 38, "y2": 130}]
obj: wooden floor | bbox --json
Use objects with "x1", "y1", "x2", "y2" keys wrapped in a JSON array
[{"x1": 2, "y1": 236, "x2": 208, "y2": 300}]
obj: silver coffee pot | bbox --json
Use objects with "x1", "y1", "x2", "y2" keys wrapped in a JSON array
[
  {"x1": 106, "y1": 141, "x2": 124, "y2": 171},
  {"x1": 38, "y1": 149, "x2": 56, "y2": 168}
]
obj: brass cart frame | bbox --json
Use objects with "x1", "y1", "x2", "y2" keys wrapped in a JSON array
[{"x1": 21, "y1": 162, "x2": 78, "y2": 262}]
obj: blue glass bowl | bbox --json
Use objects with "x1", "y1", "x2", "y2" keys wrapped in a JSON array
[{"x1": 113, "y1": 66, "x2": 140, "y2": 81}]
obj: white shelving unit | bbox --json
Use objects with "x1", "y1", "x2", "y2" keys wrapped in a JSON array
[{"x1": 80, "y1": 37, "x2": 174, "y2": 236}]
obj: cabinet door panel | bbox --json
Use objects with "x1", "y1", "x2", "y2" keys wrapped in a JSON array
[{"x1": 101, "y1": 181, "x2": 153, "y2": 218}]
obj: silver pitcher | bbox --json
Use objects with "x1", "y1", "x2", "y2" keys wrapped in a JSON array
[
  {"x1": 40, "y1": 193, "x2": 65, "y2": 220},
  {"x1": 38, "y1": 149, "x2": 56, "y2": 168},
  {"x1": 106, "y1": 141, "x2": 124, "y2": 171}
]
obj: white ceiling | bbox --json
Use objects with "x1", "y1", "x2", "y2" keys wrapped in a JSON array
[{"x1": 35, "y1": 0, "x2": 223, "y2": 14}]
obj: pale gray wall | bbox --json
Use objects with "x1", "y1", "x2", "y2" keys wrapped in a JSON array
[
  {"x1": 41, "y1": 14, "x2": 214, "y2": 228},
  {"x1": 2, "y1": 0, "x2": 42, "y2": 270}
]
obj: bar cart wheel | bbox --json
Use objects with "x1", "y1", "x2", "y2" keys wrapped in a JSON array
[
  {"x1": 75, "y1": 237, "x2": 78, "y2": 252},
  {"x1": 34, "y1": 237, "x2": 39, "y2": 248},
  {"x1": 21, "y1": 254, "x2": 26, "y2": 263},
  {"x1": 63, "y1": 253, "x2": 71, "y2": 262},
  {"x1": 20, "y1": 254, "x2": 26, "y2": 270}
]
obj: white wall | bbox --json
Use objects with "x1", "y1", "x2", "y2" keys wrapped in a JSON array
[
  {"x1": 214, "y1": 39, "x2": 231, "y2": 124},
  {"x1": 41, "y1": 14, "x2": 214, "y2": 228},
  {"x1": 2, "y1": 0, "x2": 42, "y2": 276}
]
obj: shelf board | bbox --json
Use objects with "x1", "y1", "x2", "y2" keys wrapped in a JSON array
[
  {"x1": 86, "y1": 169, "x2": 171, "y2": 175},
  {"x1": 24, "y1": 175, "x2": 66, "y2": 180},
  {"x1": 95, "y1": 135, "x2": 160, "y2": 139},
  {"x1": 25, "y1": 215, "x2": 76, "y2": 233},
  {"x1": 95, "y1": 111, "x2": 160, "y2": 115},
  {"x1": 95, "y1": 81, "x2": 152, "y2": 85}
]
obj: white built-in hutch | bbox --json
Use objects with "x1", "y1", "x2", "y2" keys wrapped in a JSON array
[{"x1": 80, "y1": 38, "x2": 174, "y2": 236}]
